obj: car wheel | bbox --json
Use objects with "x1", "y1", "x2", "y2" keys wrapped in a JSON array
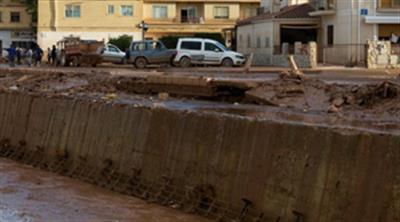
[
  {"x1": 221, "y1": 58, "x2": 234, "y2": 67},
  {"x1": 179, "y1": 57, "x2": 191, "y2": 68},
  {"x1": 135, "y1": 57, "x2": 147, "y2": 69}
]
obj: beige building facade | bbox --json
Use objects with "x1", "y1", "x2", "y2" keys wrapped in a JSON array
[
  {"x1": 310, "y1": 0, "x2": 400, "y2": 65},
  {"x1": 143, "y1": 0, "x2": 259, "y2": 40},
  {"x1": 0, "y1": 0, "x2": 34, "y2": 54},
  {"x1": 37, "y1": 0, "x2": 260, "y2": 49},
  {"x1": 38, "y1": 0, "x2": 144, "y2": 49}
]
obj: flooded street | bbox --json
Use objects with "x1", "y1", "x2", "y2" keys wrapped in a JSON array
[{"x1": 0, "y1": 158, "x2": 210, "y2": 222}]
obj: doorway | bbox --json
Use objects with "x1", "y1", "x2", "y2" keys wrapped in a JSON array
[{"x1": 181, "y1": 7, "x2": 197, "y2": 23}]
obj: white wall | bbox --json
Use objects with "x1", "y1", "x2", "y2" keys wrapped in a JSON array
[
  {"x1": 0, "y1": 31, "x2": 12, "y2": 49},
  {"x1": 237, "y1": 21, "x2": 275, "y2": 65}
]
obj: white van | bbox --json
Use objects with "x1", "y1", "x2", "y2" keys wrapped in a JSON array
[{"x1": 174, "y1": 38, "x2": 246, "y2": 67}]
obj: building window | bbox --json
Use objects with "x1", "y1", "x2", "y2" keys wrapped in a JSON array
[
  {"x1": 10, "y1": 12, "x2": 20, "y2": 23},
  {"x1": 256, "y1": 36, "x2": 261, "y2": 48},
  {"x1": 108, "y1": 5, "x2": 114, "y2": 15},
  {"x1": 214, "y1": 6, "x2": 229, "y2": 19},
  {"x1": 121, "y1": 5, "x2": 133, "y2": 16},
  {"x1": 244, "y1": 7, "x2": 257, "y2": 18},
  {"x1": 65, "y1": 5, "x2": 80, "y2": 18},
  {"x1": 265, "y1": 37, "x2": 270, "y2": 48},
  {"x1": 153, "y1": 5, "x2": 168, "y2": 19},
  {"x1": 327, "y1": 25, "x2": 334, "y2": 46}
]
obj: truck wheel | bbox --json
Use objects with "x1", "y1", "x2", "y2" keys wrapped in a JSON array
[
  {"x1": 72, "y1": 57, "x2": 81, "y2": 67},
  {"x1": 221, "y1": 58, "x2": 234, "y2": 67},
  {"x1": 135, "y1": 57, "x2": 147, "y2": 69},
  {"x1": 179, "y1": 57, "x2": 191, "y2": 68}
]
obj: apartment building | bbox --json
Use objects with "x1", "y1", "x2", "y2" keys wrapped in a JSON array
[
  {"x1": 37, "y1": 0, "x2": 259, "y2": 49},
  {"x1": 38, "y1": 0, "x2": 144, "y2": 49},
  {"x1": 310, "y1": 0, "x2": 400, "y2": 64},
  {"x1": 142, "y1": 0, "x2": 259, "y2": 41},
  {"x1": 0, "y1": 0, "x2": 34, "y2": 53}
]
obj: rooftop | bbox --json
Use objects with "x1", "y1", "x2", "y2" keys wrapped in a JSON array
[{"x1": 237, "y1": 3, "x2": 316, "y2": 26}]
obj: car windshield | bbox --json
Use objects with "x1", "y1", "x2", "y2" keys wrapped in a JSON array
[{"x1": 215, "y1": 42, "x2": 227, "y2": 51}]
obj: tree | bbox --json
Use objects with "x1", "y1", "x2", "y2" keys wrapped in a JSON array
[
  {"x1": 108, "y1": 35, "x2": 133, "y2": 51},
  {"x1": 20, "y1": 0, "x2": 38, "y2": 22}
]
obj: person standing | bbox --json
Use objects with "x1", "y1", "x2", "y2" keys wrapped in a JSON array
[
  {"x1": 47, "y1": 47, "x2": 51, "y2": 64},
  {"x1": 35, "y1": 47, "x2": 44, "y2": 67},
  {"x1": 51, "y1": 45, "x2": 57, "y2": 65},
  {"x1": 16, "y1": 47, "x2": 22, "y2": 65},
  {"x1": 26, "y1": 48, "x2": 33, "y2": 66},
  {"x1": 4, "y1": 45, "x2": 17, "y2": 67}
]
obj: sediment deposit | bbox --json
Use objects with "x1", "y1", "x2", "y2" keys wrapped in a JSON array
[{"x1": 0, "y1": 68, "x2": 399, "y2": 222}]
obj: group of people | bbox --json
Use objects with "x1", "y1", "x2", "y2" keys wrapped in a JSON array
[{"x1": 2, "y1": 45, "x2": 44, "y2": 67}]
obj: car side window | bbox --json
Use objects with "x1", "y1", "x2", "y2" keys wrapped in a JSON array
[
  {"x1": 205, "y1": 43, "x2": 222, "y2": 52},
  {"x1": 109, "y1": 46, "x2": 119, "y2": 52},
  {"x1": 133, "y1": 43, "x2": 146, "y2": 51},
  {"x1": 181, "y1": 41, "x2": 202, "y2": 51}
]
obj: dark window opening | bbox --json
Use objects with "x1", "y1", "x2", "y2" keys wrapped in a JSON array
[
  {"x1": 10, "y1": 12, "x2": 20, "y2": 23},
  {"x1": 327, "y1": 25, "x2": 334, "y2": 46},
  {"x1": 181, "y1": 41, "x2": 202, "y2": 50}
]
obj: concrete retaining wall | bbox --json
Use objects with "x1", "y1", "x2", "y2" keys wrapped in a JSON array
[{"x1": 0, "y1": 93, "x2": 399, "y2": 222}]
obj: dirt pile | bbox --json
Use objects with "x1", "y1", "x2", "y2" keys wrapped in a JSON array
[
  {"x1": 246, "y1": 72, "x2": 400, "y2": 117},
  {"x1": 1, "y1": 69, "x2": 400, "y2": 118}
]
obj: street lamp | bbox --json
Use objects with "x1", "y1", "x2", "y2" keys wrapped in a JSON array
[{"x1": 138, "y1": 21, "x2": 149, "y2": 40}]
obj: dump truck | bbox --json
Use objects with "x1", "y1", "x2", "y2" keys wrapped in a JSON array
[{"x1": 57, "y1": 37, "x2": 103, "y2": 67}]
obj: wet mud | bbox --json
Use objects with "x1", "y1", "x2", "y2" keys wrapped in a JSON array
[
  {"x1": 0, "y1": 158, "x2": 211, "y2": 222},
  {"x1": 0, "y1": 68, "x2": 399, "y2": 222}
]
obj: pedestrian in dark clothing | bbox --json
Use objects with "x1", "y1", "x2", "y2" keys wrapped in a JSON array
[
  {"x1": 47, "y1": 47, "x2": 51, "y2": 64},
  {"x1": 5, "y1": 46, "x2": 17, "y2": 67},
  {"x1": 35, "y1": 47, "x2": 44, "y2": 67},
  {"x1": 16, "y1": 48, "x2": 22, "y2": 65},
  {"x1": 51, "y1": 45, "x2": 57, "y2": 65}
]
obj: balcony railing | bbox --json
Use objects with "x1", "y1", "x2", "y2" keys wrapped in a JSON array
[
  {"x1": 180, "y1": 16, "x2": 204, "y2": 24},
  {"x1": 378, "y1": 0, "x2": 400, "y2": 9},
  {"x1": 309, "y1": 0, "x2": 336, "y2": 16},
  {"x1": 312, "y1": 0, "x2": 335, "y2": 10}
]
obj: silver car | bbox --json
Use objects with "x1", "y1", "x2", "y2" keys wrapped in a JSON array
[{"x1": 99, "y1": 43, "x2": 126, "y2": 64}]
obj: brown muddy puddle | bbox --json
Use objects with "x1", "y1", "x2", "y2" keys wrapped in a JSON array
[{"x1": 0, "y1": 158, "x2": 211, "y2": 222}]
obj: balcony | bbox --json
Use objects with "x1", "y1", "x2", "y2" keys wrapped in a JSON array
[
  {"x1": 377, "y1": 0, "x2": 400, "y2": 12},
  {"x1": 309, "y1": 0, "x2": 336, "y2": 16}
]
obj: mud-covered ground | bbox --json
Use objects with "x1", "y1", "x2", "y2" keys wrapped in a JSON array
[
  {"x1": 0, "y1": 67, "x2": 399, "y2": 121},
  {"x1": 0, "y1": 158, "x2": 211, "y2": 222}
]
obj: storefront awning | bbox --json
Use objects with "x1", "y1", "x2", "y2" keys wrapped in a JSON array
[{"x1": 365, "y1": 16, "x2": 400, "y2": 24}]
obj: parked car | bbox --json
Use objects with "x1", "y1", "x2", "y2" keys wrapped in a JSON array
[
  {"x1": 126, "y1": 40, "x2": 177, "y2": 68},
  {"x1": 174, "y1": 38, "x2": 246, "y2": 68},
  {"x1": 98, "y1": 43, "x2": 126, "y2": 64}
]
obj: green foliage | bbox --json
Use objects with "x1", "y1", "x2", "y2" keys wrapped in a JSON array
[
  {"x1": 193, "y1": 33, "x2": 225, "y2": 44},
  {"x1": 158, "y1": 35, "x2": 183, "y2": 49},
  {"x1": 20, "y1": 0, "x2": 37, "y2": 22},
  {"x1": 108, "y1": 35, "x2": 133, "y2": 51},
  {"x1": 159, "y1": 33, "x2": 226, "y2": 49}
]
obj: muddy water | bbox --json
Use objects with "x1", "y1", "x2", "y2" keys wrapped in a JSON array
[{"x1": 0, "y1": 158, "x2": 211, "y2": 222}]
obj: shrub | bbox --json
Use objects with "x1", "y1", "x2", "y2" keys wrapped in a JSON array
[
  {"x1": 159, "y1": 33, "x2": 226, "y2": 49},
  {"x1": 108, "y1": 35, "x2": 133, "y2": 51}
]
